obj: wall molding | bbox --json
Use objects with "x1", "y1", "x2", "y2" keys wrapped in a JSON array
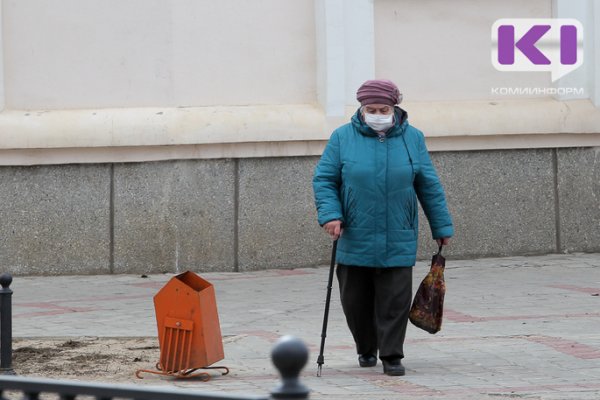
[
  {"x1": 1, "y1": 99, "x2": 599, "y2": 161},
  {"x1": 1, "y1": 132, "x2": 599, "y2": 166}
]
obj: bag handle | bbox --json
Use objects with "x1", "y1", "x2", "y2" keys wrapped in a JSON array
[{"x1": 436, "y1": 244, "x2": 443, "y2": 256}]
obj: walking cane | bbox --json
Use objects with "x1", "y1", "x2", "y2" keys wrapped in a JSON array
[{"x1": 316, "y1": 239, "x2": 338, "y2": 377}]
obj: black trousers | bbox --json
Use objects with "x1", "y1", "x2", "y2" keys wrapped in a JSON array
[{"x1": 336, "y1": 264, "x2": 413, "y2": 360}]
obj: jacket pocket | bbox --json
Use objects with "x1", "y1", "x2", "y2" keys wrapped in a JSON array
[{"x1": 389, "y1": 188, "x2": 418, "y2": 230}]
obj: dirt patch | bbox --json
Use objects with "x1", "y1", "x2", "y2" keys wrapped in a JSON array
[
  {"x1": 12, "y1": 337, "x2": 160, "y2": 383},
  {"x1": 59, "y1": 339, "x2": 88, "y2": 349}
]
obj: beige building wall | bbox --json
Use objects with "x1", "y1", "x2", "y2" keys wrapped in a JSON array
[
  {"x1": 0, "y1": 0, "x2": 599, "y2": 165},
  {"x1": 3, "y1": 0, "x2": 316, "y2": 109},
  {"x1": 374, "y1": 0, "x2": 551, "y2": 101}
]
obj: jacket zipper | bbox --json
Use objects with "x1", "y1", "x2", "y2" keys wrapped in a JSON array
[{"x1": 383, "y1": 133, "x2": 388, "y2": 263}]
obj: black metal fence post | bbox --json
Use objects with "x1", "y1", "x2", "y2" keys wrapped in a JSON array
[
  {"x1": 0, "y1": 273, "x2": 15, "y2": 375},
  {"x1": 270, "y1": 335, "x2": 309, "y2": 399}
]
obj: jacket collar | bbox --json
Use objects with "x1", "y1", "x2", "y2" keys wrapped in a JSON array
[{"x1": 351, "y1": 106, "x2": 409, "y2": 138}]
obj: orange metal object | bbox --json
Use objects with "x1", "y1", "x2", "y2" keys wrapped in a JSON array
[{"x1": 136, "y1": 271, "x2": 228, "y2": 380}]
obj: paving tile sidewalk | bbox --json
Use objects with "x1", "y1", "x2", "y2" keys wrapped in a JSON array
[{"x1": 9, "y1": 252, "x2": 600, "y2": 399}]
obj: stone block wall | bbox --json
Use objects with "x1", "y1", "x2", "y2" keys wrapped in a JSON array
[{"x1": 1, "y1": 147, "x2": 598, "y2": 275}]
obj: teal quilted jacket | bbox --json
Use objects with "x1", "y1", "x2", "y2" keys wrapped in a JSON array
[{"x1": 313, "y1": 107, "x2": 454, "y2": 267}]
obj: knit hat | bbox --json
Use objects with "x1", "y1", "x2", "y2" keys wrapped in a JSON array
[{"x1": 356, "y1": 79, "x2": 402, "y2": 106}]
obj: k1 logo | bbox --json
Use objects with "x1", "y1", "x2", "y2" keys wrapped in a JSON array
[{"x1": 491, "y1": 19, "x2": 583, "y2": 82}]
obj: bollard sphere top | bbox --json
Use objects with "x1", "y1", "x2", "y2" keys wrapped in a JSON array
[
  {"x1": 0, "y1": 273, "x2": 13, "y2": 289},
  {"x1": 271, "y1": 335, "x2": 309, "y2": 379},
  {"x1": 271, "y1": 335, "x2": 309, "y2": 399}
]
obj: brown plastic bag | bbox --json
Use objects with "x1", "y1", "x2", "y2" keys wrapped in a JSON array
[{"x1": 409, "y1": 245, "x2": 446, "y2": 334}]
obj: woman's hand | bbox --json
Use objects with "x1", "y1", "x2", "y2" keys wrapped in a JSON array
[
  {"x1": 324, "y1": 220, "x2": 343, "y2": 240},
  {"x1": 436, "y1": 237, "x2": 451, "y2": 246}
]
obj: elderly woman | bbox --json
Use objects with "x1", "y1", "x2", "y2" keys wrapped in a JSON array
[{"x1": 312, "y1": 79, "x2": 453, "y2": 376}]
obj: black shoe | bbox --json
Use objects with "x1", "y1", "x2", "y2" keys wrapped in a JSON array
[
  {"x1": 382, "y1": 358, "x2": 405, "y2": 376},
  {"x1": 358, "y1": 354, "x2": 377, "y2": 367}
]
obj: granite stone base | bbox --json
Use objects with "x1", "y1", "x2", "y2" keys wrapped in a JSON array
[
  {"x1": 557, "y1": 147, "x2": 600, "y2": 253},
  {"x1": 0, "y1": 147, "x2": 598, "y2": 275},
  {"x1": 0, "y1": 165, "x2": 111, "y2": 275},
  {"x1": 238, "y1": 157, "x2": 330, "y2": 271},
  {"x1": 112, "y1": 160, "x2": 236, "y2": 274}
]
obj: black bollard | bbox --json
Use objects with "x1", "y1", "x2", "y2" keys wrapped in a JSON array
[
  {"x1": 270, "y1": 335, "x2": 309, "y2": 399},
  {"x1": 0, "y1": 273, "x2": 15, "y2": 375}
]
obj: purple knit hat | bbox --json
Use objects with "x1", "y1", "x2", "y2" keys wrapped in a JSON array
[{"x1": 356, "y1": 79, "x2": 403, "y2": 106}]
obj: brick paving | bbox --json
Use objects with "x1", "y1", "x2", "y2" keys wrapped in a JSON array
[{"x1": 9, "y1": 252, "x2": 600, "y2": 399}]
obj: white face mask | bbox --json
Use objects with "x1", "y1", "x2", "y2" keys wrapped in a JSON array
[{"x1": 364, "y1": 113, "x2": 394, "y2": 132}]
